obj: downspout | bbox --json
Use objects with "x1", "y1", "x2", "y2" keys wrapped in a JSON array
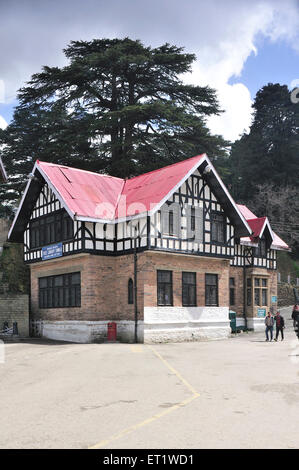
[
  {"x1": 134, "y1": 227, "x2": 138, "y2": 343},
  {"x1": 243, "y1": 266, "x2": 248, "y2": 331}
]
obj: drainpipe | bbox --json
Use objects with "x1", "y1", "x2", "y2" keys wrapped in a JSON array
[
  {"x1": 243, "y1": 266, "x2": 248, "y2": 331},
  {"x1": 134, "y1": 228, "x2": 138, "y2": 343}
]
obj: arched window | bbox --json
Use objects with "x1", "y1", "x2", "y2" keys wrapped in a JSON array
[{"x1": 128, "y1": 278, "x2": 134, "y2": 304}]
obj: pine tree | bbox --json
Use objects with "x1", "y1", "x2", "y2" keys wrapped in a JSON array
[
  {"x1": 228, "y1": 83, "x2": 299, "y2": 201},
  {"x1": 0, "y1": 38, "x2": 228, "y2": 215}
]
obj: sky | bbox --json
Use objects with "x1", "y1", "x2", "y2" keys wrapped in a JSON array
[{"x1": 0, "y1": 0, "x2": 298, "y2": 142}]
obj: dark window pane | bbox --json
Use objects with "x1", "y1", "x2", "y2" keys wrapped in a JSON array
[
  {"x1": 54, "y1": 276, "x2": 63, "y2": 287},
  {"x1": 262, "y1": 289, "x2": 267, "y2": 305},
  {"x1": 230, "y1": 288, "x2": 235, "y2": 305},
  {"x1": 71, "y1": 273, "x2": 80, "y2": 285},
  {"x1": 157, "y1": 270, "x2": 173, "y2": 306},
  {"x1": 128, "y1": 278, "x2": 134, "y2": 304},
  {"x1": 247, "y1": 288, "x2": 252, "y2": 306},
  {"x1": 38, "y1": 272, "x2": 81, "y2": 309},
  {"x1": 169, "y1": 211, "x2": 174, "y2": 236},
  {"x1": 254, "y1": 288, "x2": 260, "y2": 306},
  {"x1": 205, "y1": 274, "x2": 218, "y2": 306},
  {"x1": 211, "y1": 212, "x2": 225, "y2": 243}
]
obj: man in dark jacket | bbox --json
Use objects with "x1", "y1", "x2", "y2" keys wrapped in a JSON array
[
  {"x1": 292, "y1": 305, "x2": 299, "y2": 338},
  {"x1": 274, "y1": 311, "x2": 285, "y2": 341},
  {"x1": 265, "y1": 312, "x2": 274, "y2": 341}
]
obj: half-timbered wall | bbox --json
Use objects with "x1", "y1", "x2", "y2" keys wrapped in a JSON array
[
  {"x1": 24, "y1": 184, "x2": 83, "y2": 262},
  {"x1": 23, "y1": 175, "x2": 277, "y2": 269},
  {"x1": 231, "y1": 243, "x2": 277, "y2": 270},
  {"x1": 149, "y1": 169, "x2": 235, "y2": 259}
]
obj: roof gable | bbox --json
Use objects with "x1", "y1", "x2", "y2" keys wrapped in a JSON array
[
  {"x1": 8, "y1": 153, "x2": 253, "y2": 241},
  {"x1": 237, "y1": 204, "x2": 289, "y2": 251}
]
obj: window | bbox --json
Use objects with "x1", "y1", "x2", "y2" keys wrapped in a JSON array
[
  {"x1": 128, "y1": 278, "x2": 134, "y2": 304},
  {"x1": 30, "y1": 210, "x2": 74, "y2": 249},
  {"x1": 39, "y1": 272, "x2": 81, "y2": 308},
  {"x1": 191, "y1": 207, "x2": 196, "y2": 232},
  {"x1": 211, "y1": 211, "x2": 225, "y2": 244},
  {"x1": 254, "y1": 239, "x2": 267, "y2": 257},
  {"x1": 169, "y1": 210, "x2": 174, "y2": 237},
  {"x1": 254, "y1": 277, "x2": 268, "y2": 306},
  {"x1": 182, "y1": 272, "x2": 196, "y2": 306},
  {"x1": 229, "y1": 277, "x2": 235, "y2": 305},
  {"x1": 157, "y1": 270, "x2": 173, "y2": 306},
  {"x1": 205, "y1": 274, "x2": 218, "y2": 306}
]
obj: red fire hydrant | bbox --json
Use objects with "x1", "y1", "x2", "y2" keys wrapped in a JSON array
[{"x1": 107, "y1": 322, "x2": 117, "y2": 342}]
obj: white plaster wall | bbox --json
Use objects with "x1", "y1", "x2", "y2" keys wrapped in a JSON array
[
  {"x1": 247, "y1": 317, "x2": 266, "y2": 332},
  {"x1": 144, "y1": 306, "x2": 230, "y2": 343},
  {"x1": 40, "y1": 320, "x2": 144, "y2": 343}
]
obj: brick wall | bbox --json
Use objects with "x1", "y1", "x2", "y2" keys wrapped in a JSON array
[
  {"x1": 228, "y1": 266, "x2": 278, "y2": 318},
  {"x1": 0, "y1": 294, "x2": 29, "y2": 336},
  {"x1": 143, "y1": 251, "x2": 230, "y2": 307},
  {"x1": 30, "y1": 252, "x2": 145, "y2": 322}
]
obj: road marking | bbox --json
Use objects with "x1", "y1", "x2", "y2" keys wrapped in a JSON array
[
  {"x1": 147, "y1": 345, "x2": 199, "y2": 396},
  {"x1": 89, "y1": 345, "x2": 199, "y2": 449}
]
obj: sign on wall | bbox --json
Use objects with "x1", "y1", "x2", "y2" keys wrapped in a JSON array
[
  {"x1": 42, "y1": 242, "x2": 63, "y2": 261},
  {"x1": 271, "y1": 296, "x2": 277, "y2": 303},
  {"x1": 257, "y1": 308, "x2": 266, "y2": 318}
]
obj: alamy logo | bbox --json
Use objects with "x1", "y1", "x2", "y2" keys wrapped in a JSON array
[
  {"x1": 290, "y1": 79, "x2": 299, "y2": 104},
  {"x1": 0, "y1": 340, "x2": 5, "y2": 364}
]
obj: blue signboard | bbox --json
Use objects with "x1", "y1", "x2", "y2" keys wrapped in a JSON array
[
  {"x1": 271, "y1": 296, "x2": 277, "y2": 303},
  {"x1": 42, "y1": 242, "x2": 63, "y2": 261},
  {"x1": 257, "y1": 308, "x2": 266, "y2": 318}
]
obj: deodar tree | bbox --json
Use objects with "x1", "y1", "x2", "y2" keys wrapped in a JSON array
[{"x1": 0, "y1": 38, "x2": 228, "y2": 215}]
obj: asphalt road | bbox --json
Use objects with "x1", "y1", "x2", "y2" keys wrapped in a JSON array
[{"x1": 1, "y1": 305, "x2": 298, "y2": 449}]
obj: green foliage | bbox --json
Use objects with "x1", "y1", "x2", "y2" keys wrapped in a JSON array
[
  {"x1": 0, "y1": 37, "x2": 228, "y2": 214},
  {"x1": 0, "y1": 243, "x2": 30, "y2": 293},
  {"x1": 227, "y1": 83, "x2": 299, "y2": 201}
]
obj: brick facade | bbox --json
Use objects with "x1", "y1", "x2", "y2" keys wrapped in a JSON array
[
  {"x1": 30, "y1": 253, "x2": 145, "y2": 322},
  {"x1": 229, "y1": 266, "x2": 278, "y2": 322}
]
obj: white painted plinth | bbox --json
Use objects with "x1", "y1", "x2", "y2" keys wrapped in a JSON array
[
  {"x1": 144, "y1": 306, "x2": 230, "y2": 343},
  {"x1": 246, "y1": 317, "x2": 266, "y2": 332},
  {"x1": 38, "y1": 320, "x2": 144, "y2": 343}
]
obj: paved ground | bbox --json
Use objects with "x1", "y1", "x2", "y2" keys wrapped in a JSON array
[{"x1": 0, "y1": 305, "x2": 298, "y2": 449}]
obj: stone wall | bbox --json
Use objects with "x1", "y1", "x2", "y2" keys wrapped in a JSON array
[
  {"x1": 278, "y1": 283, "x2": 297, "y2": 307},
  {"x1": 0, "y1": 294, "x2": 29, "y2": 336}
]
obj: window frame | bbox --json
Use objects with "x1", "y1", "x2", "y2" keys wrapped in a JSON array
[
  {"x1": 39, "y1": 272, "x2": 81, "y2": 309},
  {"x1": 30, "y1": 209, "x2": 74, "y2": 249},
  {"x1": 182, "y1": 272, "x2": 197, "y2": 307},
  {"x1": 211, "y1": 211, "x2": 226, "y2": 244},
  {"x1": 157, "y1": 270, "x2": 173, "y2": 306},
  {"x1": 205, "y1": 273, "x2": 219, "y2": 307},
  {"x1": 128, "y1": 278, "x2": 134, "y2": 304}
]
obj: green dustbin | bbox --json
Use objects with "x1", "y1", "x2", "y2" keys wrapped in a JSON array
[{"x1": 229, "y1": 310, "x2": 237, "y2": 333}]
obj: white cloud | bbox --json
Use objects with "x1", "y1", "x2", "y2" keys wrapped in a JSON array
[
  {"x1": 0, "y1": 116, "x2": 7, "y2": 130},
  {"x1": 0, "y1": 0, "x2": 298, "y2": 142}
]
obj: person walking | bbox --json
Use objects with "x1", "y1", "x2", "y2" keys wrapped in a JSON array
[
  {"x1": 265, "y1": 311, "x2": 274, "y2": 342},
  {"x1": 292, "y1": 304, "x2": 299, "y2": 327},
  {"x1": 274, "y1": 311, "x2": 285, "y2": 341}
]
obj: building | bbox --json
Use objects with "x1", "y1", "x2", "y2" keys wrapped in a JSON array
[{"x1": 8, "y1": 154, "x2": 289, "y2": 343}]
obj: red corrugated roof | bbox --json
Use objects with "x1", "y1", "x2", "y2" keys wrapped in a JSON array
[
  {"x1": 38, "y1": 154, "x2": 206, "y2": 221},
  {"x1": 237, "y1": 204, "x2": 289, "y2": 251}
]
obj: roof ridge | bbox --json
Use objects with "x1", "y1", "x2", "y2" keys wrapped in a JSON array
[
  {"x1": 37, "y1": 160, "x2": 124, "y2": 182},
  {"x1": 126, "y1": 154, "x2": 205, "y2": 182}
]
